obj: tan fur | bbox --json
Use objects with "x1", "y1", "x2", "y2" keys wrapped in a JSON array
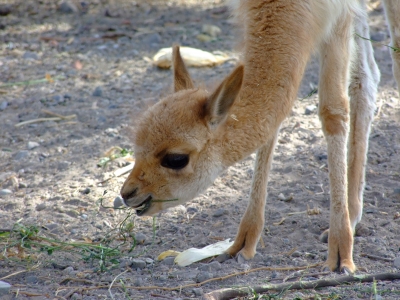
[{"x1": 121, "y1": 0, "x2": 399, "y2": 273}]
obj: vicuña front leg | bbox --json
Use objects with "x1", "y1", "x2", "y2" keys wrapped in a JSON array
[
  {"x1": 318, "y1": 13, "x2": 355, "y2": 274},
  {"x1": 227, "y1": 131, "x2": 278, "y2": 259}
]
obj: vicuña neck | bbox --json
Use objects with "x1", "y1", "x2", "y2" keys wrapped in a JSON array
[{"x1": 217, "y1": 53, "x2": 310, "y2": 167}]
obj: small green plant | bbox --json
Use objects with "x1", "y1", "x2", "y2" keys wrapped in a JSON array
[
  {"x1": 97, "y1": 147, "x2": 133, "y2": 167},
  {"x1": 1, "y1": 196, "x2": 158, "y2": 272},
  {"x1": 355, "y1": 33, "x2": 400, "y2": 53},
  {"x1": 299, "y1": 88, "x2": 318, "y2": 101}
]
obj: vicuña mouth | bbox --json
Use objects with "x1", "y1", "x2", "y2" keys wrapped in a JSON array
[{"x1": 135, "y1": 195, "x2": 152, "y2": 216}]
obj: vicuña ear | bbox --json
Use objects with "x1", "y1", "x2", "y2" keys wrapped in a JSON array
[
  {"x1": 205, "y1": 65, "x2": 244, "y2": 126},
  {"x1": 173, "y1": 46, "x2": 194, "y2": 92}
]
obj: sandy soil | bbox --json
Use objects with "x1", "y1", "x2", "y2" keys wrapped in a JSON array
[{"x1": 0, "y1": 0, "x2": 399, "y2": 299}]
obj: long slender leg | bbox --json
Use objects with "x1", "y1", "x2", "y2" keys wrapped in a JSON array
[
  {"x1": 227, "y1": 129, "x2": 279, "y2": 259},
  {"x1": 318, "y1": 13, "x2": 355, "y2": 273},
  {"x1": 347, "y1": 0, "x2": 380, "y2": 233},
  {"x1": 382, "y1": 0, "x2": 400, "y2": 88}
]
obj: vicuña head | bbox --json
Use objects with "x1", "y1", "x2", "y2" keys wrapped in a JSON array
[{"x1": 120, "y1": 46, "x2": 244, "y2": 216}]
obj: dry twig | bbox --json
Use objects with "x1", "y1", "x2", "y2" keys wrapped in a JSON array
[
  {"x1": 59, "y1": 263, "x2": 322, "y2": 292},
  {"x1": 15, "y1": 114, "x2": 76, "y2": 127},
  {"x1": 202, "y1": 272, "x2": 400, "y2": 300},
  {"x1": 361, "y1": 253, "x2": 394, "y2": 262}
]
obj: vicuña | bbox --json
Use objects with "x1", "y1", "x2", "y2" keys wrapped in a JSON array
[{"x1": 121, "y1": 0, "x2": 399, "y2": 273}]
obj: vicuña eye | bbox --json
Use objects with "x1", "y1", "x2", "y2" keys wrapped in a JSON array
[{"x1": 161, "y1": 154, "x2": 189, "y2": 170}]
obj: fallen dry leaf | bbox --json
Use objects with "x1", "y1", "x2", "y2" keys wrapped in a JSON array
[
  {"x1": 157, "y1": 250, "x2": 181, "y2": 261},
  {"x1": 174, "y1": 239, "x2": 233, "y2": 267},
  {"x1": 153, "y1": 46, "x2": 230, "y2": 68}
]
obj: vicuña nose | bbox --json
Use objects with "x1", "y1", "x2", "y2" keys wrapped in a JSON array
[{"x1": 121, "y1": 187, "x2": 137, "y2": 201}]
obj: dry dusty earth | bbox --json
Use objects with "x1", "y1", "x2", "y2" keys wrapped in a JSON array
[{"x1": 0, "y1": 0, "x2": 400, "y2": 299}]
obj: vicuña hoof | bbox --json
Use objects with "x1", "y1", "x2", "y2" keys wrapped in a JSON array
[{"x1": 324, "y1": 258, "x2": 356, "y2": 274}]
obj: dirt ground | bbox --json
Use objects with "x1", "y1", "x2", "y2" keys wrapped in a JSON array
[{"x1": 0, "y1": 0, "x2": 399, "y2": 299}]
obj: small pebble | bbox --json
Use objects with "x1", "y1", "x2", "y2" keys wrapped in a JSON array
[
  {"x1": 57, "y1": 161, "x2": 71, "y2": 171},
  {"x1": 291, "y1": 251, "x2": 302, "y2": 257},
  {"x1": 81, "y1": 187, "x2": 91, "y2": 194},
  {"x1": 187, "y1": 207, "x2": 198, "y2": 213},
  {"x1": 22, "y1": 51, "x2": 39, "y2": 60},
  {"x1": 158, "y1": 275, "x2": 168, "y2": 281},
  {"x1": 0, "y1": 189, "x2": 12, "y2": 196},
  {"x1": 25, "y1": 275, "x2": 39, "y2": 284},
  {"x1": 163, "y1": 256, "x2": 176, "y2": 266},
  {"x1": 202, "y1": 24, "x2": 221, "y2": 37},
  {"x1": 135, "y1": 232, "x2": 147, "y2": 244},
  {"x1": 0, "y1": 281, "x2": 11, "y2": 296},
  {"x1": 144, "y1": 258, "x2": 154, "y2": 264},
  {"x1": 58, "y1": 0, "x2": 79, "y2": 13},
  {"x1": 143, "y1": 33, "x2": 162, "y2": 48},
  {"x1": 63, "y1": 266, "x2": 74, "y2": 275},
  {"x1": 71, "y1": 292, "x2": 82, "y2": 300},
  {"x1": 53, "y1": 95, "x2": 63, "y2": 103},
  {"x1": 192, "y1": 287, "x2": 203, "y2": 296},
  {"x1": 119, "y1": 259, "x2": 132, "y2": 268},
  {"x1": 212, "y1": 208, "x2": 226, "y2": 217},
  {"x1": 14, "y1": 150, "x2": 29, "y2": 161},
  {"x1": 0, "y1": 101, "x2": 8, "y2": 110},
  {"x1": 0, "y1": 5, "x2": 12, "y2": 16},
  {"x1": 36, "y1": 203, "x2": 46, "y2": 211},
  {"x1": 196, "y1": 272, "x2": 213, "y2": 283},
  {"x1": 305, "y1": 105, "x2": 317, "y2": 115},
  {"x1": 133, "y1": 277, "x2": 143, "y2": 286},
  {"x1": 92, "y1": 86, "x2": 103, "y2": 97},
  {"x1": 208, "y1": 261, "x2": 222, "y2": 270},
  {"x1": 65, "y1": 210, "x2": 80, "y2": 218},
  {"x1": 113, "y1": 196, "x2": 125, "y2": 208},
  {"x1": 197, "y1": 34, "x2": 214, "y2": 42},
  {"x1": 394, "y1": 257, "x2": 400, "y2": 269},
  {"x1": 278, "y1": 193, "x2": 286, "y2": 201},
  {"x1": 365, "y1": 207, "x2": 377, "y2": 214},
  {"x1": 18, "y1": 182, "x2": 28, "y2": 188},
  {"x1": 27, "y1": 141, "x2": 40, "y2": 150},
  {"x1": 215, "y1": 253, "x2": 231, "y2": 263},
  {"x1": 130, "y1": 258, "x2": 146, "y2": 269},
  {"x1": 105, "y1": 128, "x2": 119, "y2": 137},
  {"x1": 52, "y1": 262, "x2": 68, "y2": 270}
]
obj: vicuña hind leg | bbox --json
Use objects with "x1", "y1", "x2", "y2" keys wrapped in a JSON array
[
  {"x1": 227, "y1": 130, "x2": 278, "y2": 260},
  {"x1": 347, "y1": 2, "x2": 380, "y2": 233},
  {"x1": 318, "y1": 13, "x2": 355, "y2": 274},
  {"x1": 320, "y1": 0, "x2": 381, "y2": 244}
]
